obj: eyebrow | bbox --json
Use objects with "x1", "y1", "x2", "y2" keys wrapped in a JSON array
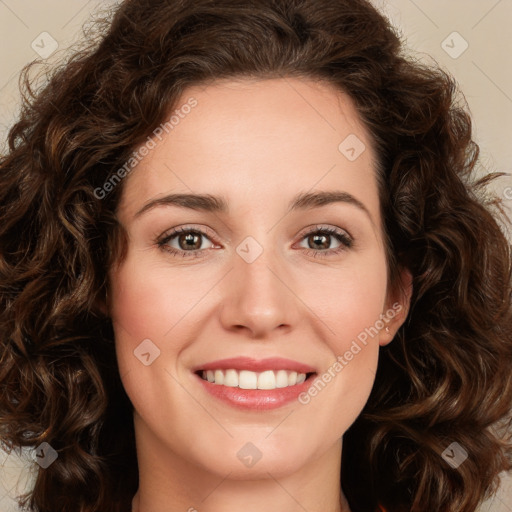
[{"x1": 134, "y1": 190, "x2": 374, "y2": 223}]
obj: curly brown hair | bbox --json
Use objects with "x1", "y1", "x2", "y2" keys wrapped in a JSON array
[{"x1": 1, "y1": 0, "x2": 511, "y2": 511}]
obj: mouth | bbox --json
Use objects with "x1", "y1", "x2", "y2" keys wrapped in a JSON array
[
  {"x1": 195, "y1": 368, "x2": 316, "y2": 389},
  {"x1": 192, "y1": 357, "x2": 317, "y2": 410}
]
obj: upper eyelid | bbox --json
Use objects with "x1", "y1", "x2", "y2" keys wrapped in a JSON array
[
  {"x1": 160, "y1": 224, "x2": 217, "y2": 238},
  {"x1": 296, "y1": 224, "x2": 352, "y2": 240}
]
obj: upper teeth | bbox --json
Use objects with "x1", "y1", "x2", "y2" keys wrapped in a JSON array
[{"x1": 201, "y1": 369, "x2": 307, "y2": 389}]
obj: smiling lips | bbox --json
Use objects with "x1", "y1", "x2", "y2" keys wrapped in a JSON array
[
  {"x1": 194, "y1": 357, "x2": 317, "y2": 410},
  {"x1": 200, "y1": 368, "x2": 307, "y2": 389}
]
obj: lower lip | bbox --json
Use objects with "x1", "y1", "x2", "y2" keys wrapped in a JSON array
[{"x1": 194, "y1": 373, "x2": 316, "y2": 410}]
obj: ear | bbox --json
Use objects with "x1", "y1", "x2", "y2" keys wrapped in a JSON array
[{"x1": 379, "y1": 266, "x2": 413, "y2": 346}]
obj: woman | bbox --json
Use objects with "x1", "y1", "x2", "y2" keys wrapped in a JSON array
[{"x1": 0, "y1": 0, "x2": 511, "y2": 511}]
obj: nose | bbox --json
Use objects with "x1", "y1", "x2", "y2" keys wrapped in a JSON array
[{"x1": 219, "y1": 242, "x2": 302, "y2": 339}]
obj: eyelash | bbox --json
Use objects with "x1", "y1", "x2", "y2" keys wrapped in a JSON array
[{"x1": 156, "y1": 225, "x2": 353, "y2": 259}]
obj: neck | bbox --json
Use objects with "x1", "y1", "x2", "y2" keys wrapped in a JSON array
[{"x1": 131, "y1": 422, "x2": 352, "y2": 512}]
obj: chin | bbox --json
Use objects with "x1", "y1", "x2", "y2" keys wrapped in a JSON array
[{"x1": 185, "y1": 429, "x2": 325, "y2": 480}]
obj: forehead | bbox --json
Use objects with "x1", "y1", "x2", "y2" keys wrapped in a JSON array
[
  {"x1": 179, "y1": 77, "x2": 368, "y2": 145},
  {"x1": 117, "y1": 77, "x2": 380, "y2": 226}
]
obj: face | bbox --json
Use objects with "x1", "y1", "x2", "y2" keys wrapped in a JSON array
[{"x1": 108, "y1": 77, "x2": 411, "y2": 481}]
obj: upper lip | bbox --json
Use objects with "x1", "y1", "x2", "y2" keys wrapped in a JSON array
[{"x1": 192, "y1": 357, "x2": 317, "y2": 374}]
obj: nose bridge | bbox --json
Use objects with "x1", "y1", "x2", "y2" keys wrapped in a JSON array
[{"x1": 219, "y1": 235, "x2": 300, "y2": 337}]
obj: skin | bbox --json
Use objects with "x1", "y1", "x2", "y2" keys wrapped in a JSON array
[{"x1": 107, "y1": 77, "x2": 412, "y2": 512}]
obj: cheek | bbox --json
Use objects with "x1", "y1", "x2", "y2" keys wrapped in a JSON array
[
  {"x1": 335, "y1": 272, "x2": 386, "y2": 350},
  {"x1": 301, "y1": 251, "x2": 388, "y2": 352},
  {"x1": 109, "y1": 254, "x2": 200, "y2": 348},
  {"x1": 108, "y1": 255, "x2": 184, "y2": 393},
  {"x1": 108, "y1": 257, "x2": 191, "y2": 422},
  {"x1": 294, "y1": 253, "x2": 387, "y2": 420}
]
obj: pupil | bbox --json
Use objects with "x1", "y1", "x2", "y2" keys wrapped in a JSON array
[
  {"x1": 312, "y1": 234, "x2": 329, "y2": 249},
  {"x1": 181, "y1": 233, "x2": 200, "y2": 250}
]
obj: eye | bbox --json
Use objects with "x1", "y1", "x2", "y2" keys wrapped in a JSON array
[
  {"x1": 156, "y1": 226, "x2": 217, "y2": 258},
  {"x1": 296, "y1": 225, "x2": 353, "y2": 258},
  {"x1": 156, "y1": 224, "x2": 353, "y2": 259}
]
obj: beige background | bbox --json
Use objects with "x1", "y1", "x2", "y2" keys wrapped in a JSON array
[{"x1": 0, "y1": 1, "x2": 511, "y2": 511}]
